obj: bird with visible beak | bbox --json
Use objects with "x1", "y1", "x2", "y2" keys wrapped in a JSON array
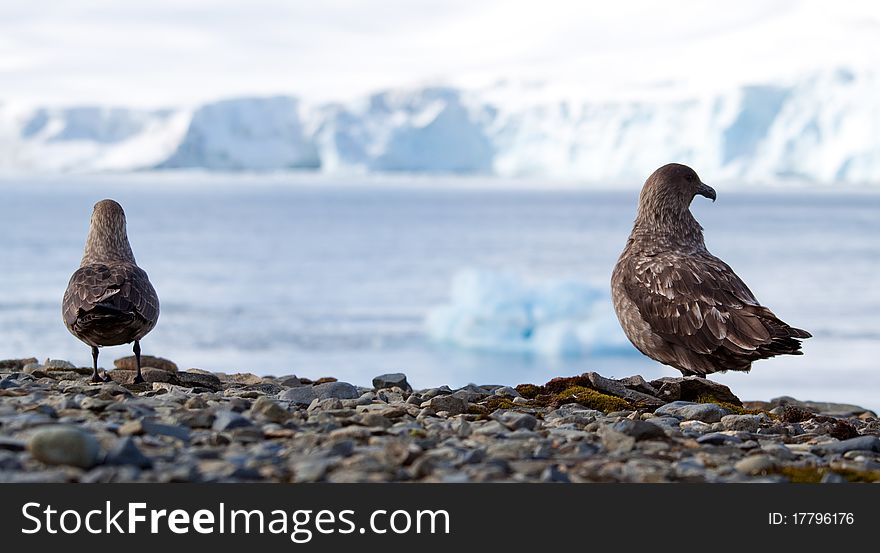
[{"x1": 611, "y1": 163, "x2": 809, "y2": 376}]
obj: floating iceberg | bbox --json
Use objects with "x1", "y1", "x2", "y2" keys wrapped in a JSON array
[{"x1": 425, "y1": 269, "x2": 634, "y2": 358}]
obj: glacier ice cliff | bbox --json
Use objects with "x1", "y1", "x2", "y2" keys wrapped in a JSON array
[
  {"x1": 158, "y1": 97, "x2": 320, "y2": 171},
  {"x1": 0, "y1": 68, "x2": 878, "y2": 183}
]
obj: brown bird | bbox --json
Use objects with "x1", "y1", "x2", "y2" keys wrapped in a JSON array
[
  {"x1": 62, "y1": 199, "x2": 160, "y2": 383},
  {"x1": 611, "y1": 163, "x2": 810, "y2": 376}
]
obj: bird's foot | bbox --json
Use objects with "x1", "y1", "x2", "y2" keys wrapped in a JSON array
[
  {"x1": 90, "y1": 374, "x2": 103, "y2": 384},
  {"x1": 133, "y1": 374, "x2": 145, "y2": 384}
]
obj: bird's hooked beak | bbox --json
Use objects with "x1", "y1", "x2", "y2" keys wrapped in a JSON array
[{"x1": 696, "y1": 182, "x2": 716, "y2": 202}]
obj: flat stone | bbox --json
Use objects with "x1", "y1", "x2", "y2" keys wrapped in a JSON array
[
  {"x1": 225, "y1": 373, "x2": 264, "y2": 386},
  {"x1": 358, "y1": 412, "x2": 393, "y2": 428},
  {"x1": 734, "y1": 455, "x2": 777, "y2": 475},
  {"x1": 0, "y1": 436, "x2": 27, "y2": 451},
  {"x1": 307, "y1": 398, "x2": 344, "y2": 412},
  {"x1": 721, "y1": 414, "x2": 763, "y2": 432},
  {"x1": 814, "y1": 436, "x2": 880, "y2": 454},
  {"x1": 177, "y1": 410, "x2": 215, "y2": 428},
  {"x1": 448, "y1": 389, "x2": 481, "y2": 403},
  {"x1": 679, "y1": 420, "x2": 713, "y2": 434},
  {"x1": 175, "y1": 371, "x2": 223, "y2": 391},
  {"x1": 473, "y1": 420, "x2": 507, "y2": 436},
  {"x1": 493, "y1": 411, "x2": 538, "y2": 431},
  {"x1": 421, "y1": 386, "x2": 452, "y2": 399},
  {"x1": 598, "y1": 426, "x2": 636, "y2": 452},
  {"x1": 650, "y1": 376, "x2": 741, "y2": 405},
  {"x1": 250, "y1": 396, "x2": 290, "y2": 423},
  {"x1": 545, "y1": 404, "x2": 603, "y2": 426},
  {"x1": 585, "y1": 372, "x2": 665, "y2": 407},
  {"x1": 27, "y1": 425, "x2": 101, "y2": 469},
  {"x1": 697, "y1": 432, "x2": 742, "y2": 445},
  {"x1": 279, "y1": 386, "x2": 318, "y2": 406},
  {"x1": 279, "y1": 375, "x2": 304, "y2": 387},
  {"x1": 612, "y1": 419, "x2": 667, "y2": 441},
  {"x1": 212, "y1": 411, "x2": 255, "y2": 432},
  {"x1": 314, "y1": 381, "x2": 359, "y2": 400},
  {"x1": 293, "y1": 459, "x2": 331, "y2": 482},
  {"x1": 653, "y1": 380, "x2": 682, "y2": 402},
  {"x1": 423, "y1": 395, "x2": 468, "y2": 416},
  {"x1": 372, "y1": 373, "x2": 411, "y2": 391},
  {"x1": 618, "y1": 375, "x2": 659, "y2": 396},
  {"x1": 119, "y1": 419, "x2": 191, "y2": 443},
  {"x1": 105, "y1": 437, "x2": 152, "y2": 469},
  {"x1": 655, "y1": 401, "x2": 726, "y2": 423},
  {"x1": 114, "y1": 355, "x2": 178, "y2": 373},
  {"x1": 227, "y1": 381, "x2": 269, "y2": 393},
  {"x1": 760, "y1": 443, "x2": 796, "y2": 461},
  {"x1": 770, "y1": 396, "x2": 876, "y2": 418},
  {"x1": 108, "y1": 368, "x2": 178, "y2": 385}
]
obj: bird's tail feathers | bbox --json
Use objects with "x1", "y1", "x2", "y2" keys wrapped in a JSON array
[{"x1": 788, "y1": 327, "x2": 812, "y2": 339}]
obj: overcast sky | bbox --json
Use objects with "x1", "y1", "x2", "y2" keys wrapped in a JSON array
[{"x1": 2, "y1": 0, "x2": 879, "y2": 107}]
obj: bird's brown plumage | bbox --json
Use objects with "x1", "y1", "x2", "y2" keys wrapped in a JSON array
[
  {"x1": 62, "y1": 199, "x2": 159, "y2": 382},
  {"x1": 611, "y1": 163, "x2": 810, "y2": 376}
]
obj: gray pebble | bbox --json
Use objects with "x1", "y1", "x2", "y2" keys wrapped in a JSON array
[
  {"x1": 655, "y1": 401, "x2": 726, "y2": 423},
  {"x1": 721, "y1": 414, "x2": 763, "y2": 432},
  {"x1": 612, "y1": 419, "x2": 667, "y2": 441},
  {"x1": 734, "y1": 455, "x2": 777, "y2": 475},
  {"x1": 372, "y1": 373, "x2": 411, "y2": 391},
  {"x1": 314, "y1": 381, "x2": 359, "y2": 400},
  {"x1": 28, "y1": 425, "x2": 101, "y2": 469},
  {"x1": 212, "y1": 411, "x2": 255, "y2": 432},
  {"x1": 279, "y1": 386, "x2": 318, "y2": 406},
  {"x1": 105, "y1": 437, "x2": 152, "y2": 469},
  {"x1": 815, "y1": 435, "x2": 880, "y2": 454},
  {"x1": 493, "y1": 386, "x2": 521, "y2": 398},
  {"x1": 494, "y1": 412, "x2": 538, "y2": 431},
  {"x1": 423, "y1": 395, "x2": 468, "y2": 416}
]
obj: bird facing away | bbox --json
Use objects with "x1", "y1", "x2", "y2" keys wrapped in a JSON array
[
  {"x1": 62, "y1": 199, "x2": 160, "y2": 383},
  {"x1": 611, "y1": 163, "x2": 810, "y2": 376}
]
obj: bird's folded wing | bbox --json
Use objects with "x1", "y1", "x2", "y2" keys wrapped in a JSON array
[
  {"x1": 63, "y1": 263, "x2": 159, "y2": 327},
  {"x1": 622, "y1": 253, "x2": 773, "y2": 355}
]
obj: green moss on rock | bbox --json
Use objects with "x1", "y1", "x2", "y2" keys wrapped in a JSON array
[
  {"x1": 695, "y1": 394, "x2": 763, "y2": 416},
  {"x1": 552, "y1": 386, "x2": 633, "y2": 413},
  {"x1": 514, "y1": 384, "x2": 542, "y2": 399},
  {"x1": 483, "y1": 397, "x2": 516, "y2": 411},
  {"x1": 542, "y1": 374, "x2": 594, "y2": 395},
  {"x1": 511, "y1": 374, "x2": 637, "y2": 412}
]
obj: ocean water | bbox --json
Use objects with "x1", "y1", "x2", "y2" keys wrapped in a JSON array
[{"x1": 1, "y1": 175, "x2": 878, "y2": 409}]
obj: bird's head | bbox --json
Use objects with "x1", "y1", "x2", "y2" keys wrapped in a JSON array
[
  {"x1": 91, "y1": 199, "x2": 127, "y2": 228},
  {"x1": 82, "y1": 199, "x2": 135, "y2": 265},
  {"x1": 641, "y1": 163, "x2": 716, "y2": 210}
]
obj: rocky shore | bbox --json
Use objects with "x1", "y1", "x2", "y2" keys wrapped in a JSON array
[{"x1": 1, "y1": 356, "x2": 878, "y2": 483}]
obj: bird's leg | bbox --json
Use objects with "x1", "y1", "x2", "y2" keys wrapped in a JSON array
[
  {"x1": 90, "y1": 346, "x2": 102, "y2": 384},
  {"x1": 133, "y1": 340, "x2": 145, "y2": 384}
]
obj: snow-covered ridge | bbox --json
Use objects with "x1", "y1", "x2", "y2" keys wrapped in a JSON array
[{"x1": 1, "y1": 68, "x2": 878, "y2": 183}]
